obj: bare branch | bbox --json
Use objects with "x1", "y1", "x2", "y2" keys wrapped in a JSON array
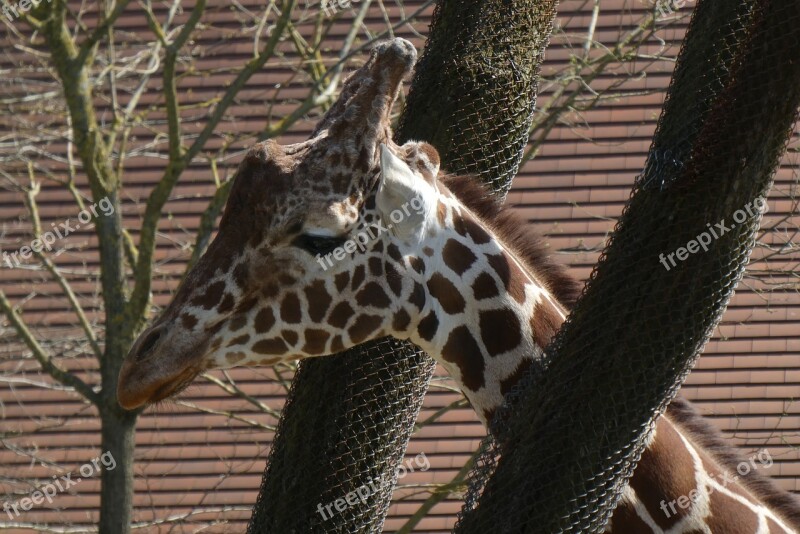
[
  {"x1": 76, "y1": 0, "x2": 135, "y2": 65},
  {"x1": 126, "y1": 0, "x2": 298, "y2": 332},
  {"x1": 185, "y1": 164, "x2": 233, "y2": 273},
  {"x1": 21, "y1": 168, "x2": 103, "y2": 359},
  {"x1": 0, "y1": 291, "x2": 99, "y2": 404},
  {"x1": 396, "y1": 449, "x2": 480, "y2": 534}
]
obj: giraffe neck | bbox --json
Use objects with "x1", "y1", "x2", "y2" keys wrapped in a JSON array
[
  {"x1": 610, "y1": 414, "x2": 796, "y2": 533},
  {"x1": 401, "y1": 185, "x2": 568, "y2": 424},
  {"x1": 398, "y1": 182, "x2": 798, "y2": 532}
]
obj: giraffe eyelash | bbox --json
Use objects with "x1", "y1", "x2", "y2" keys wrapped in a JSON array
[{"x1": 292, "y1": 234, "x2": 348, "y2": 256}]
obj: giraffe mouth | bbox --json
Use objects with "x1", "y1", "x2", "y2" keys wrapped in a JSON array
[
  {"x1": 118, "y1": 361, "x2": 205, "y2": 410},
  {"x1": 149, "y1": 365, "x2": 204, "y2": 404},
  {"x1": 117, "y1": 329, "x2": 212, "y2": 410}
]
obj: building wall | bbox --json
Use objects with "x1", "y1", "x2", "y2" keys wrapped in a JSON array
[{"x1": 1, "y1": 1, "x2": 797, "y2": 532}]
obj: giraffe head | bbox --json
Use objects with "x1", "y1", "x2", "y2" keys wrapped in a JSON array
[{"x1": 117, "y1": 38, "x2": 448, "y2": 409}]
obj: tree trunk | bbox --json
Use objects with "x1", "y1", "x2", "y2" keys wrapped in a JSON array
[{"x1": 98, "y1": 407, "x2": 137, "y2": 534}]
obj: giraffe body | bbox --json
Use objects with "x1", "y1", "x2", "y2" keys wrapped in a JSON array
[{"x1": 117, "y1": 38, "x2": 800, "y2": 533}]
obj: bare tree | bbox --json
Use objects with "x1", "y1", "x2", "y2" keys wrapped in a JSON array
[{"x1": 0, "y1": 1, "x2": 754, "y2": 532}]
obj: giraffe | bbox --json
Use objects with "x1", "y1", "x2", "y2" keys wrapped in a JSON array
[{"x1": 116, "y1": 38, "x2": 800, "y2": 533}]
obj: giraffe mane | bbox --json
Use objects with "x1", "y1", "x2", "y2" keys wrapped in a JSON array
[
  {"x1": 666, "y1": 394, "x2": 800, "y2": 528},
  {"x1": 439, "y1": 173, "x2": 582, "y2": 309}
]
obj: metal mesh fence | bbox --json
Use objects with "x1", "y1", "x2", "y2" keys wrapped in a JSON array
[
  {"x1": 454, "y1": 0, "x2": 800, "y2": 532},
  {"x1": 247, "y1": 1, "x2": 557, "y2": 532}
]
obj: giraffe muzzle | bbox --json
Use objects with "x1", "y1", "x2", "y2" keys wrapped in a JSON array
[
  {"x1": 117, "y1": 322, "x2": 209, "y2": 410},
  {"x1": 132, "y1": 325, "x2": 163, "y2": 362}
]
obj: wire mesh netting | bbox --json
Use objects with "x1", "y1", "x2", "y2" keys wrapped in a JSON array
[
  {"x1": 247, "y1": 1, "x2": 558, "y2": 532},
  {"x1": 454, "y1": 1, "x2": 800, "y2": 532}
]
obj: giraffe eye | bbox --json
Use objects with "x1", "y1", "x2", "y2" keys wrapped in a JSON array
[{"x1": 292, "y1": 234, "x2": 347, "y2": 256}]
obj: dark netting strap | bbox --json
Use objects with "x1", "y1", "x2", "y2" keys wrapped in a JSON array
[
  {"x1": 399, "y1": 0, "x2": 557, "y2": 197},
  {"x1": 455, "y1": 1, "x2": 800, "y2": 533},
  {"x1": 247, "y1": 1, "x2": 557, "y2": 532},
  {"x1": 248, "y1": 337, "x2": 433, "y2": 533}
]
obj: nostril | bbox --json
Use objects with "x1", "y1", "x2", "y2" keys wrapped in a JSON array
[{"x1": 135, "y1": 328, "x2": 162, "y2": 361}]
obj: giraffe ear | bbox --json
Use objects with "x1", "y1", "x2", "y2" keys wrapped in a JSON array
[{"x1": 377, "y1": 144, "x2": 436, "y2": 239}]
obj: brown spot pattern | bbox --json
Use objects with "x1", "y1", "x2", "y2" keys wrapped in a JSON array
[
  {"x1": 486, "y1": 252, "x2": 528, "y2": 304},
  {"x1": 479, "y1": 309, "x2": 522, "y2": 356},
  {"x1": 192, "y1": 280, "x2": 225, "y2": 309},
  {"x1": 441, "y1": 326, "x2": 485, "y2": 391},
  {"x1": 280, "y1": 293, "x2": 302, "y2": 323},
  {"x1": 409, "y1": 282, "x2": 426, "y2": 310},
  {"x1": 181, "y1": 313, "x2": 198, "y2": 330},
  {"x1": 232, "y1": 262, "x2": 249, "y2": 288},
  {"x1": 463, "y1": 215, "x2": 492, "y2": 244},
  {"x1": 427, "y1": 273, "x2": 466, "y2": 315},
  {"x1": 452, "y1": 213, "x2": 468, "y2": 237},
  {"x1": 281, "y1": 330, "x2": 298, "y2": 347},
  {"x1": 418, "y1": 142, "x2": 440, "y2": 170},
  {"x1": 330, "y1": 335, "x2": 344, "y2": 353},
  {"x1": 368, "y1": 256, "x2": 383, "y2": 276},
  {"x1": 767, "y1": 518, "x2": 790, "y2": 533},
  {"x1": 253, "y1": 337, "x2": 289, "y2": 354},
  {"x1": 356, "y1": 282, "x2": 392, "y2": 308},
  {"x1": 486, "y1": 253, "x2": 510, "y2": 287},
  {"x1": 392, "y1": 309, "x2": 411, "y2": 332},
  {"x1": 206, "y1": 321, "x2": 224, "y2": 336},
  {"x1": 348, "y1": 314, "x2": 382, "y2": 344},
  {"x1": 328, "y1": 301, "x2": 355, "y2": 329},
  {"x1": 351, "y1": 264, "x2": 366, "y2": 290},
  {"x1": 304, "y1": 280, "x2": 332, "y2": 322},
  {"x1": 226, "y1": 352, "x2": 246, "y2": 365},
  {"x1": 228, "y1": 314, "x2": 247, "y2": 332},
  {"x1": 408, "y1": 256, "x2": 425, "y2": 275},
  {"x1": 218, "y1": 293, "x2": 235, "y2": 314},
  {"x1": 334, "y1": 272, "x2": 350, "y2": 292},
  {"x1": 707, "y1": 489, "x2": 759, "y2": 533},
  {"x1": 472, "y1": 272, "x2": 499, "y2": 300},
  {"x1": 254, "y1": 307, "x2": 275, "y2": 333},
  {"x1": 628, "y1": 418, "x2": 699, "y2": 529},
  {"x1": 609, "y1": 500, "x2": 655, "y2": 534},
  {"x1": 227, "y1": 334, "x2": 250, "y2": 347},
  {"x1": 387, "y1": 243, "x2": 403, "y2": 263},
  {"x1": 385, "y1": 261, "x2": 403, "y2": 296},
  {"x1": 262, "y1": 283, "x2": 279, "y2": 298},
  {"x1": 278, "y1": 274, "x2": 296, "y2": 285},
  {"x1": 442, "y1": 239, "x2": 478, "y2": 276},
  {"x1": 236, "y1": 296, "x2": 259, "y2": 315},
  {"x1": 302, "y1": 329, "x2": 330, "y2": 355},
  {"x1": 437, "y1": 201, "x2": 447, "y2": 225},
  {"x1": 530, "y1": 300, "x2": 563, "y2": 349},
  {"x1": 417, "y1": 311, "x2": 439, "y2": 342}
]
